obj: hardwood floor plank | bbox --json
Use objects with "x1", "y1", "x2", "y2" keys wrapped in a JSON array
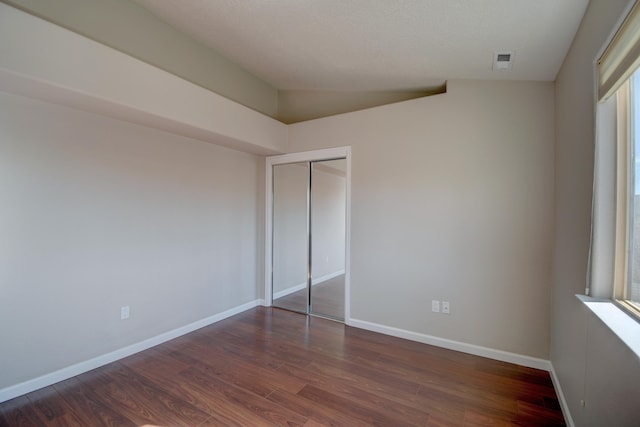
[
  {"x1": 277, "y1": 361, "x2": 436, "y2": 422},
  {"x1": 166, "y1": 342, "x2": 307, "y2": 397},
  {"x1": 302, "y1": 418, "x2": 334, "y2": 427},
  {"x1": 296, "y1": 384, "x2": 421, "y2": 427},
  {"x1": 53, "y1": 377, "x2": 136, "y2": 427},
  {"x1": 0, "y1": 307, "x2": 565, "y2": 426},
  {"x1": 373, "y1": 350, "x2": 558, "y2": 409},
  {"x1": 424, "y1": 411, "x2": 465, "y2": 427},
  {"x1": 188, "y1": 328, "x2": 304, "y2": 370},
  {"x1": 123, "y1": 351, "x2": 301, "y2": 426},
  {"x1": 304, "y1": 377, "x2": 430, "y2": 426},
  {"x1": 516, "y1": 400, "x2": 567, "y2": 424},
  {"x1": 100, "y1": 363, "x2": 211, "y2": 426},
  {"x1": 120, "y1": 353, "x2": 257, "y2": 427},
  {"x1": 76, "y1": 378, "x2": 163, "y2": 426},
  {"x1": 476, "y1": 357, "x2": 554, "y2": 387},
  {"x1": 415, "y1": 382, "x2": 519, "y2": 422},
  {"x1": 26, "y1": 387, "x2": 86, "y2": 427},
  {"x1": 305, "y1": 358, "x2": 422, "y2": 395},
  {"x1": 227, "y1": 315, "x2": 382, "y2": 368},
  {"x1": 214, "y1": 353, "x2": 307, "y2": 395},
  {"x1": 461, "y1": 409, "x2": 514, "y2": 426},
  {"x1": 118, "y1": 348, "x2": 192, "y2": 379},
  {"x1": 178, "y1": 366, "x2": 308, "y2": 426},
  {"x1": 0, "y1": 396, "x2": 45, "y2": 427},
  {"x1": 265, "y1": 388, "x2": 373, "y2": 427}
]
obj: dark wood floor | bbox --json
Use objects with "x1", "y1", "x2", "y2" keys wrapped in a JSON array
[
  {"x1": 274, "y1": 274, "x2": 345, "y2": 320},
  {"x1": 0, "y1": 307, "x2": 565, "y2": 426}
]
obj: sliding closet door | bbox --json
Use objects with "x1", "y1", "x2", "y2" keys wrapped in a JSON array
[
  {"x1": 310, "y1": 159, "x2": 346, "y2": 320},
  {"x1": 272, "y1": 162, "x2": 309, "y2": 314},
  {"x1": 268, "y1": 149, "x2": 349, "y2": 321}
]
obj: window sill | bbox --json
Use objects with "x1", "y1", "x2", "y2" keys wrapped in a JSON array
[{"x1": 576, "y1": 294, "x2": 640, "y2": 358}]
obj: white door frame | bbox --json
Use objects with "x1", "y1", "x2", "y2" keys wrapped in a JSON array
[{"x1": 265, "y1": 146, "x2": 351, "y2": 322}]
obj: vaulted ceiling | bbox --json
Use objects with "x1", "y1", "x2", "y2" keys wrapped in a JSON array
[{"x1": 135, "y1": 0, "x2": 590, "y2": 92}]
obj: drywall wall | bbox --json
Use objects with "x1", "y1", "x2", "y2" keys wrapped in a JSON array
[
  {"x1": 288, "y1": 79, "x2": 555, "y2": 359},
  {"x1": 552, "y1": 0, "x2": 640, "y2": 425},
  {"x1": 0, "y1": 3, "x2": 288, "y2": 156},
  {"x1": 0, "y1": 90, "x2": 261, "y2": 390},
  {"x1": 278, "y1": 88, "x2": 446, "y2": 124},
  {"x1": 2, "y1": 0, "x2": 278, "y2": 117}
]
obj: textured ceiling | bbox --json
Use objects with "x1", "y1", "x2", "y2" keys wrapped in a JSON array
[{"x1": 134, "y1": 0, "x2": 589, "y2": 91}]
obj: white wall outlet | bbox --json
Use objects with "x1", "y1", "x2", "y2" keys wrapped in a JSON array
[
  {"x1": 442, "y1": 301, "x2": 450, "y2": 314},
  {"x1": 120, "y1": 305, "x2": 130, "y2": 320},
  {"x1": 432, "y1": 300, "x2": 440, "y2": 313}
]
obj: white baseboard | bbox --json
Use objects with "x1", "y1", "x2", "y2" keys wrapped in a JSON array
[
  {"x1": 346, "y1": 317, "x2": 552, "y2": 371},
  {"x1": 549, "y1": 363, "x2": 575, "y2": 427},
  {"x1": 0, "y1": 299, "x2": 261, "y2": 403},
  {"x1": 272, "y1": 269, "x2": 346, "y2": 300}
]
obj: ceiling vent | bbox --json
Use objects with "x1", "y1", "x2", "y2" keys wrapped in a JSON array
[{"x1": 493, "y1": 51, "x2": 514, "y2": 71}]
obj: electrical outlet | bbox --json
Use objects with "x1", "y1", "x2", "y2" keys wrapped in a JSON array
[
  {"x1": 442, "y1": 301, "x2": 450, "y2": 314},
  {"x1": 432, "y1": 300, "x2": 440, "y2": 313},
  {"x1": 120, "y1": 305, "x2": 130, "y2": 320}
]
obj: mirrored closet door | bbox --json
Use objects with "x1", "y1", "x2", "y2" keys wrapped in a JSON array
[
  {"x1": 309, "y1": 159, "x2": 346, "y2": 319},
  {"x1": 271, "y1": 158, "x2": 346, "y2": 321},
  {"x1": 272, "y1": 162, "x2": 309, "y2": 314}
]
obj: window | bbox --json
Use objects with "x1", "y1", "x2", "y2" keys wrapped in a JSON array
[
  {"x1": 621, "y1": 70, "x2": 640, "y2": 314},
  {"x1": 590, "y1": 1, "x2": 640, "y2": 321},
  {"x1": 610, "y1": 69, "x2": 640, "y2": 318}
]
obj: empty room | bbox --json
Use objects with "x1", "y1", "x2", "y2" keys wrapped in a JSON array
[{"x1": 0, "y1": 0, "x2": 639, "y2": 426}]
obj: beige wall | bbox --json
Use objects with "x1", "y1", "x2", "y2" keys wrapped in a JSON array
[
  {"x1": 3, "y1": 0, "x2": 279, "y2": 117},
  {"x1": 288, "y1": 79, "x2": 555, "y2": 359},
  {"x1": 0, "y1": 91, "x2": 261, "y2": 389},
  {"x1": 278, "y1": 88, "x2": 445, "y2": 124},
  {"x1": 552, "y1": 0, "x2": 640, "y2": 425}
]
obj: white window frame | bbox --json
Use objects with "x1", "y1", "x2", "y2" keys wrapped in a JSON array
[{"x1": 613, "y1": 77, "x2": 640, "y2": 318}]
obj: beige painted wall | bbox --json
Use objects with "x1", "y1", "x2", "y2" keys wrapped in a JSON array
[
  {"x1": 3, "y1": 0, "x2": 279, "y2": 117},
  {"x1": 552, "y1": 0, "x2": 640, "y2": 425},
  {"x1": 288, "y1": 79, "x2": 555, "y2": 359},
  {"x1": 0, "y1": 91, "x2": 261, "y2": 389},
  {"x1": 278, "y1": 88, "x2": 445, "y2": 124}
]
